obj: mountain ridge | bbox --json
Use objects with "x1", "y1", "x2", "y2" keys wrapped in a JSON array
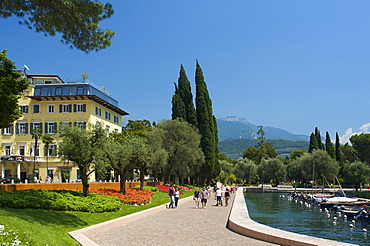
[{"x1": 217, "y1": 116, "x2": 309, "y2": 141}]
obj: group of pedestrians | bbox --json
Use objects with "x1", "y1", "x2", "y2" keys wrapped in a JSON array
[
  {"x1": 167, "y1": 184, "x2": 235, "y2": 209},
  {"x1": 166, "y1": 185, "x2": 180, "y2": 209}
]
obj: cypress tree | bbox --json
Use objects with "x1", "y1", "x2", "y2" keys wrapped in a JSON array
[
  {"x1": 335, "y1": 132, "x2": 341, "y2": 162},
  {"x1": 171, "y1": 65, "x2": 197, "y2": 127},
  {"x1": 315, "y1": 127, "x2": 324, "y2": 150},
  {"x1": 195, "y1": 60, "x2": 219, "y2": 183},
  {"x1": 325, "y1": 131, "x2": 335, "y2": 158},
  {"x1": 171, "y1": 82, "x2": 186, "y2": 120},
  {"x1": 308, "y1": 132, "x2": 318, "y2": 153},
  {"x1": 178, "y1": 65, "x2": 197, "y2": 126}
]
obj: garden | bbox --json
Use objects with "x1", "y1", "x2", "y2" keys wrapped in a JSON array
[{"x1": 0, "y1": 185, "x2": 195, "y2": 245}]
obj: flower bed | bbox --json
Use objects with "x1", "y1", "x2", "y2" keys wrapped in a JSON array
[
  {"x1": 155, "y1": 185, "x2": 184, "y2": 194},
  {"x1": 89, "y1": 188, "x2": 154, "y2": 205},
  {"x1": 174, "y1": 184, "x2": 193, "y2": 191}
]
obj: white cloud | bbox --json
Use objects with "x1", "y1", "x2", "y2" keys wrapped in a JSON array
[
  {"x1": 340, "y1": 122, "x2": 370, "y2": 144},
  {"x1": 360, "y1": 123, "x2": 370, "y2": 133}
]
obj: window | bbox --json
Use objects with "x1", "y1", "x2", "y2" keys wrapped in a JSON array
[
  {"x1": 114, "y1": 128, "x2": 119, "y2": 133},
  {"x1": 59, "y1": 104, "x2": 72, "y2": 113},
  {"x1": 106, "y1": 125, "x2": 110, "y2": 136},
  {"x1": 74, "y1": 104, "x2": 86, "y2": 113},
  {"x1": 19, "y1": 105, "x2": 28, "y2": 114},
  {"x1": 55, "y1": 87, "x2": 62, "y2": 95},
  {"x1": 95, "y1": 107, "x2": 101, "y2": 116},
  {"x1": 2, "y1": 125, "x2": 14, "y2": 135},
  {"x1": 32, "y1": 104, "x2": 40, "y2": 113},
  {"x1": 76, "y1": 169, "x2": 81, "y2": 180},
  {"x1": 48, "y1": 170, "x2": 54, "y2": 180},
  {"x1": 77, "y1": 87, "x2": 84, "y2": 95},
  {"x1": 4, "y1": 145, "x2": 11, "y2": 155},
  {"x1": 45, "y1": 80, "x2": 52, "y2": 84},
  {"x1": 114, "y1": 115, "x2": 119, "y2": 124},
  {"x1": 32, "y1": 143, "x2": 39, "y2": 156},
  {"x1": 74, "y1": 122, "x2": 86, "y2": 129},
  {"x1": 105, "y1": 111, "x2": 111, "y2": 120},
  {"x1": 31, "y1": 122, "x2": 42, "y2": 133},
  {"x1": 19, "y1": 145, "x2": 25, "y2": 156},
  {"x1": 47, "y1": 104, "x2": 55, "y2": 113},
  {"x1": 16, "y1": 122, "x2": 28, "y2": 134},
  {"x1": 44, "y1": 144, "x2": 56, "y2": 157},
  {"x1": 45, "y1": 122, "x2": 57, "y2": 134}
]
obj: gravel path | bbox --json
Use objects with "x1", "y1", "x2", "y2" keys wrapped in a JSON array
[{"x1": 87, "y1": 193, "x2": 279, "y2": 246}]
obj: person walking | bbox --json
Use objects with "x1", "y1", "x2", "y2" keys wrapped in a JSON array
[
  {"x1": 174, "y1": 188, "x2": 180, "y2": 207},
  {"x1": 224, "y1": 188, "x2": 231, "y2": 207},
  {"x1": 200, "y1": 187, "x2": 209, "y2": 209},
  {"x1": 167, "y1": 185, "x2": 175, "y2": 209},
  {"x1": 216, "y1": 187, "x2": 223, "y2": 206},
  {"x1": 193, "y1": 187, "x2": 201, "y2": 209}
]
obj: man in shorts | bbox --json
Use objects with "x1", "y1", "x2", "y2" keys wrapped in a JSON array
[{"x1": 200, "y1": 187, "x2": 209, "y2": 209}]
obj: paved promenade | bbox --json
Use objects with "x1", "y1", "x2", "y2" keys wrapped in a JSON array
[{"x1": 74, "y1": 192, "x2": 278, "y2": 246}]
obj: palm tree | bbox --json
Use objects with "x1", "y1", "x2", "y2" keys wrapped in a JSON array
[
  {"x1": 31, "y1": 128, "x2": 42, "y2": 180},
  {"x1": 42, "y1": 133, "x2": 54, "y2": 180}
]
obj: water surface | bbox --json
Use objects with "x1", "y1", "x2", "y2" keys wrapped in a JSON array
[{"x1": 245, "y1": 193, "x2": 370, "y2": 245}]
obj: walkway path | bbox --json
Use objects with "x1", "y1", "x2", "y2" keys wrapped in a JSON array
[{"x1": 80, "y1": 193, "x2": 279, "y2": 246}]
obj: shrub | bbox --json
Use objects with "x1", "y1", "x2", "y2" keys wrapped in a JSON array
[{"x1": 0, "y1": 189, "x2": 121, "y2": 213}]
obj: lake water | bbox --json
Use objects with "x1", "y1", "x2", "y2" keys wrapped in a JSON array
[{"x1": 245, "y1": 192, "x2": 370, "y2": 245}]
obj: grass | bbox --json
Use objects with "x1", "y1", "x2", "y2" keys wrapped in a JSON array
[{"x1": 0, "y1": 190, "x2": 194, "y2": 246}]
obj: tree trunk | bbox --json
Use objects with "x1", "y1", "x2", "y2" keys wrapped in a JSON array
[
  {"x1": 140, "y1": 167, "x2": 145, "y2": 190},
  {"x1": 81, "y1": 174, "x2": 89, "y2": 197},
  {"x1": 120, "y1": 173, "x2": 127, "y2": 194}
]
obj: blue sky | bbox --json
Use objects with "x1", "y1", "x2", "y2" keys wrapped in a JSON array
[{"x1": 2, "y1": 1, "x2": 370, "y2": 143}]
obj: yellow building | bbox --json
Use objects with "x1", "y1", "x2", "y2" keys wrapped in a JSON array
[{"x1": 0, "y1": 74, "x2": 128, "y2": 183}]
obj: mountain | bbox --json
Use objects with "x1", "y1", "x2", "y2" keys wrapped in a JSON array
[
  {"x1": 217, "y1": 116, "x2": 309, "y2": 141},
  {"x1": 218, "y1": 138, "x2": 309, "y2": 160}
]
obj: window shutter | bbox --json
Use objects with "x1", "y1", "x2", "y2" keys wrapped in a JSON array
[
  {"x1": 53, "y1": 145, "x2": 57, "y2": 156},
  {"x1": 83, "y1": 122, "x2": 86, "y2": 129},
  {"x1": 54, "y1": 122, "x2": 57, "y2": 133},
  {"x1": 39, "y1": 123, "x2": 43, "y2": 133},
  {"x1": 45, "y1": 123, "x2": 48, "y2": 133},
  {"x1": 59, "y1": 105, "x2": 62, "y2": 113},
  {"x1": 44, "y1": 145, "x2": 47, "y2": 156},
  {"x1": 30, "y1": 123, "x2": 33, "y2": 131},
  {"x1": 10, "y1": 126, "x2": 13, "y2": 134},
  {"x1": 73, "y1": 104, "x2": 76, "y2": 112},
  {"x1": 83, "y1": 104, "x2": 86, "y2": 112},
  {"x1": 16, "y1": 123, "x2": 19, "y2": 134},
  {"x1": 69, "y1": 104, "x2": 72, "y2": 112},
  {"x1": 25, "y1": 123, "x2": 28, "y2": 134},
  {"x1": 1, "y1": 128, "x2": 3, "y2": 135},
  {"x1": 25, "y1": 106, "x2": 29, "y2": 113}
]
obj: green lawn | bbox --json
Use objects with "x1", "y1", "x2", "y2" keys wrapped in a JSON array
[{"x1": 0, "y1": 190, "x2": 193, "y2": 246}]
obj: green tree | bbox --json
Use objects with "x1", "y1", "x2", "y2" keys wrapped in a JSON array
[
  {"x1": 58, "y1": 123, "x2": 106, "y2": 196},
  {"x1": 257, "y1": 158, "x2": 286, "y2": 184},
  {"x1": 172, "y1": 65, "x2": 197, "y2": 126},
  {"x1": 31, "y1": 128, "x2": 42, "y2": 178},
  {"x1": 234, "y1": 158, "x2": 257, "y2": 184},
  {"x1": 42, "y1": 133, "x2": 54, "y2": 177},
  {"x1": 315, "y1": 127, "x2": 324, "y2": 150},
  {"x1": 342, "y1": 161, "x2": 370, "y2": 191},
  {"x1": 308, "y1": 132, "x2": 318, "y2": 153},
  {"x1": 102, "y1": 140, "x2": 135, "y2": 194},
  {"x1": 325, "y1": 131, "x2": 335, "y2": 159},
  {"x1": 335, "y1": 132, "x2": 341, "y2": 162},
  {"x1": 1, "y1": 1, "x2": 115, "y2": 53},
  {"x1": 298, "y1": 150, "x2": 339, "y2": 185},
  {"x1": 243, "y1": 143, "x2": 277, "y2": 163},
  {"x1": 289, "y1": 149, "x2": 307, "y2": 160},
  {"x1": 146, "y1": 128, "x2": 168, "y2": 187},
  {"x1": 350, "y1": 133, "x2": 370, "y2": 164},
  {"x1": 195, "y1": 60, "x2": 219, "y2": 183},
  {"x1": 0, "y1": 49, "x2": 29, "y2": 128},
  {"x1": 243, "y1": 147, "x2": 260, "y2": 163},
  {"x1": 340, "y1": 143, "x2": 358, "y2": 163},
  {"x1": 158, "y1": 119, "x2": 204, "y2": 184}
]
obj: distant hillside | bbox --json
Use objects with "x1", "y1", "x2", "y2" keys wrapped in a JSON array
[
  {"x1": 217, "y1": 116, "x2": 309, "y2": 141},
  {"x1": 218, "y1": 138, "x2": 309, "y2": 160}
]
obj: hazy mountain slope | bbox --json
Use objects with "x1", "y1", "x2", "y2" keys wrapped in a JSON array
[{"x1": 218, "y1": 138, "x2": 309, "y2": 160}]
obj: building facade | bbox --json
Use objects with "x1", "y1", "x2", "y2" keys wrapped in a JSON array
[{"x1": 0, "y1": 74, "x2": 128, "y2": 183}]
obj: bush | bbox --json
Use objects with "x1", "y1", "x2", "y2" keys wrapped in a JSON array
[{"x1": 0, "y1": 189, "x2": 121, "y2": 213}]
